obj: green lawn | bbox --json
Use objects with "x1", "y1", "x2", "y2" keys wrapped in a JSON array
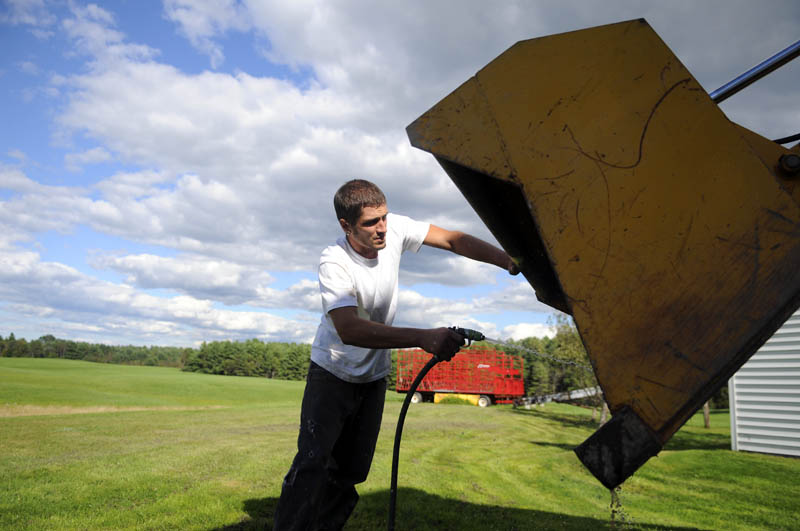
[{"x1": 1, "y1": 358, "x2": 798, "y2": 530}]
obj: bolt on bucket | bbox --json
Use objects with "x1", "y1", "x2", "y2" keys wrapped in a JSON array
[{"x1": 406, "y1": 19, "x2": 800, "y2": 489}]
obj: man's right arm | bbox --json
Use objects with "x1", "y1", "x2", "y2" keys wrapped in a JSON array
[{"x1": 328, "y1": 306, "x2": 465, "y2": 361}]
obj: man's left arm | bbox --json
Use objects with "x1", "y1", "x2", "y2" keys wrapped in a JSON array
[{"x1": 423, "y1": 225, "x2": 519, "y2": 275}]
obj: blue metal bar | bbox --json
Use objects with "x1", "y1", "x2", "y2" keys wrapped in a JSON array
[{"x1": 710, "y1": 39, "x2": 800, "y2": 103}]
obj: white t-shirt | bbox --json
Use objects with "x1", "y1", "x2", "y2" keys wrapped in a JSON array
[{"x1": 310, "y1": 213, "x2": 430, "y2": 383}]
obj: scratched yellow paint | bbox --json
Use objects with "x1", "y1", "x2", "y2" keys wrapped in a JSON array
[
  {"x1": 408, "y1": 19, "x2": 800, "y2": 445},
  {"x1": 736, "y1": 123, "x2": 800, "y2": 208}
]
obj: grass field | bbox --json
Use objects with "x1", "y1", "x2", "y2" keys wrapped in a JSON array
[{"x1": 2, "y1": 358, "x2": 798, "y2": 530}]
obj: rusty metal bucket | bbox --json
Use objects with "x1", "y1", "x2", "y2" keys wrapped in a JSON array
[{"x1": 406, "y1": 19, "x2": 800, "y2": 489}]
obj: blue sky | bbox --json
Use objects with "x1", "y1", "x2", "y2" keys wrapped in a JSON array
[{"x1": 1, "y1": 0, "x2": 798, "y2": 347}]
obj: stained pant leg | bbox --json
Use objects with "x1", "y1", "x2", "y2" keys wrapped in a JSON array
[
  {"x1": 273, "y1": 364, "x2": 386, "y2": 531},
  {"x1": 316, "y1": 377, "x2": 387, "y2": 529},
  {"x1": 274, "y1": 363, "x2": 350, "y2": 530}
]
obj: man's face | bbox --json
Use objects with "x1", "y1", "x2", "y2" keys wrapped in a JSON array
[{"x1": 342, "y1": 204, "x2": 388, "y2": 258}]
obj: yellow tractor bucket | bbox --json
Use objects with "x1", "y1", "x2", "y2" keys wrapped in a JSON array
[{"x1": 407, "y1": 19, "x2": 800, "y2": 489}]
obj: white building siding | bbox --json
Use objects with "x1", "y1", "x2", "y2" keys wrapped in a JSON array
[{"x1": 729, "y1": 310, "x2": 800, "y2": 456}]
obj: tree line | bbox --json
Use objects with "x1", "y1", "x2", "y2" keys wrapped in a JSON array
[
  {"x1": 0, "y1": 333, "x2": 313, "y2": 381},
  {"x1": 0, "y1": 326, "x2": 728, "y2": 406},
  {"x1": 0, "y1": 333, "x2": 190, "y2": 367},
  {"x1": 0, "y1": 324, "x2": 596, "y2": 395},
  {"x1": 182, "y1": 339, "x2": 312, "y2": 381}
]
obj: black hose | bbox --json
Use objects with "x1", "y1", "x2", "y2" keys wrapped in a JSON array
[
  {"x1": 773, "y1": 132, "x2": 800, "y2": 145},
  {"x1": 388, "y1": 354, "x2": 440, "y2": 531}
]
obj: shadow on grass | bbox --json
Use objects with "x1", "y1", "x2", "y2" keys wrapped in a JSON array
[
  {"x1": 527, "y1": 440, "x2": 580, "y2": 451},
  {"x1": 507, "y1": 406, "x2": 598, "y2": 429},
  {"x1": 211, "y1": 496, "x2": 277, "y2": 530},
  {"x1": 663, "y1": 429, "x2": 730, "y2": 451},
  {"x1": 211, "y1": 488, "x2": 707, "y2": 530},
  {"x1": 509, "y1": 407, "x2": 730, "y2": 452}
]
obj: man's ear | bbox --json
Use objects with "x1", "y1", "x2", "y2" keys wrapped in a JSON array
[{"x1": 339, "y1": 218, "x2": 350, "y2": 234}]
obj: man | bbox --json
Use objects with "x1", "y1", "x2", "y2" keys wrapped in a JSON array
[{"x1": 273, "y1": 179, "x2": 517, "y2": 530}]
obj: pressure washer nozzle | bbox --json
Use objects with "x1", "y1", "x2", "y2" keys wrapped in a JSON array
[{"x1": 449, "y1": 326, "x2": 485, "y2": 346}]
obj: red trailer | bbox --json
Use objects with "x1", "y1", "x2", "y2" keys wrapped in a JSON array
[{"x1": 396, "y1": 347, "x2": 525, "y2": 407}]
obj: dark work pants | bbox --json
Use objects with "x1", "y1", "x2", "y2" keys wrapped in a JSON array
[{"x1": 273, "y1": 361, "x2": 387, "y2": 531}]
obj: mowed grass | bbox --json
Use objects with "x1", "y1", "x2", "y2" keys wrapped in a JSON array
[{"x1": 2, "y1": 358, "x2": 798, "y2": 530}]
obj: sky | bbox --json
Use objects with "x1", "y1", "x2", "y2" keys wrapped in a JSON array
[{"x1": 1, "y1": 0, "x2": 798, "y2": 348}]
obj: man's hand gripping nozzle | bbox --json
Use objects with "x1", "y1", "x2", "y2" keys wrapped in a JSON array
[{"x1": 448, "y1": 327, "x2": 485, "y2": 347}]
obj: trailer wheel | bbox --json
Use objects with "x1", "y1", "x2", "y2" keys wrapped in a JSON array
[
  {"x1": 477, "y1": 395, "x2": 491, "y2": 408},
  {"x1": 410, "y1": 392, "x2": 422, "y2": 404}
]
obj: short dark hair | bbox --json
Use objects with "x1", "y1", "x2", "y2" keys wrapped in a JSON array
[{"x1": 334, "y1": 179, "x2": 386, "y2": 225}]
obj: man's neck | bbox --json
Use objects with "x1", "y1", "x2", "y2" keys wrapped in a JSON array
[{"x1": 346, "y1": 235, "x2": 378, "y2": 259}]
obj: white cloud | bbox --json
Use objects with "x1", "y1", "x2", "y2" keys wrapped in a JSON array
[
  {"x1": 399, "y1": 250, "x2": 504, "y2": 287},
  {"x1": 500, "y1": 323, "x2": 557, "y2": 342},
  {"x1": 1, "y1": 240, "x2": 552, "y2": 346},
  {"x1": 49, "y1": 61, "x2": 477, "y2": 273},
  {"x1": 17, "y1": 60, "x2": 41, "y2": 75},
  {"x1": 0, "y1": 173, "x2": 93, "y2": 234},
  {"x1": 397, "y1": 289, "x2": 474, "y2": 329},
  {"x1": 58, "y1": 62, "x2": 362, "y2": 179},
  {"x1": 62, "y1": 3, "x2": 158, "y2": 66},
  {"x1": 395, "y1": 282, "x2": 555, "y2": 340},
  {"x1": 92, "y1": 169, "x2": 172, "y2": 201},
  {"x1": 64, "y1": 146, "x2": 112, "y2": 171},
  {"x1": 163, "y1": 0, "x2": 252, "y2": 68},
  {"x1": 1, "y1": 165, "x2": 41, "y2": 193},
  {"x1": 474, "y1": 281, "x2": 553, "y2": 314},
  {"x1": 91, "y1": 252, "x2": 320, "y2": 310},
  {"x1": 0, "y1": 247, "x2": 316, "y2": 345},
  {"x1": 6, "y1": 149, "x2": 27, "y2": 162},
  {"x1": 1, "y1": 0, "x2": 56, "y2": 33}
]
